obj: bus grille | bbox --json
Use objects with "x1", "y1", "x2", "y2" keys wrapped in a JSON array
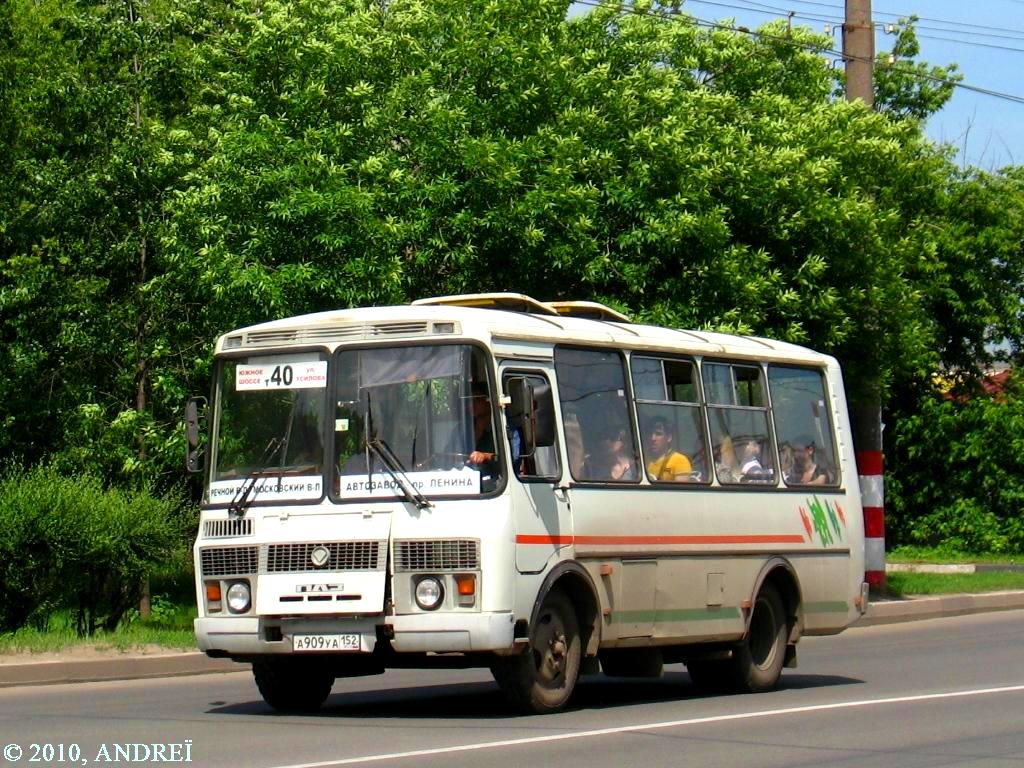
[
  {"x1": 200, "y1": 546, "x2": 259, "y2": 577},
  {"x1": 394, "y1": 540, "x2": 480, "y2": 571},
  {"x1": 264, "y1": 541, "x2": 385, "y2": 572},
  {"x1": 203, "y1": 518, "x2": 254, "y2": 538}
]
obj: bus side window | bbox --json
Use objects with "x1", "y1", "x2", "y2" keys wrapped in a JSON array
[
  {"x1": 632, "y1": 356, "x2": 709, "y2": 484},
  {"x1": 768, "y1": 366, "x2": 840, "y2": 487},
  {"x1": 703, "y1": 362, "x2": 776, "y2": 485},
  {"x1": 554, "y1": 347, "x2": 638, "y2": 483}
]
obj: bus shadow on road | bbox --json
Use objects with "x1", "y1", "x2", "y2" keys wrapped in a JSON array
[
  {"x1": 571, "y1": 670, "x2": 863, "y2": 711},
  {"x1": 207, "y1": 670, "x2": 863, "y2": 719}
]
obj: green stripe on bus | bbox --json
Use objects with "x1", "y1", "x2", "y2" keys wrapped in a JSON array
[
  {"x1": 609, "y1": 607, "x2": 742, "y2": 623},
  {"x1": 803, "y1": 601, "x2": 849, "y2": 613}
]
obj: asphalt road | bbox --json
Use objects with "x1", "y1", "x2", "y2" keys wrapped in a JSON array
[{"x1": 2, "y1": 610, "x2": 1022, "y2": 768}]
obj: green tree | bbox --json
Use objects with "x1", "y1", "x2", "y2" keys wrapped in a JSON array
[
  {"x1": 164, "y1": 0, "x2": 985, "y2": 407},
  {"x1": 886, "y1": 375, "x2": 1024, "y2": 553},
  {"x1": 873, "y1": 19, "x2": 961, "y2": 123},
  {"x1": 2, "y1": 0, "x2": 1022, "y2": 506},
  {"x1": 0, "y1": 0, "x2": 212, "y2": 485}
]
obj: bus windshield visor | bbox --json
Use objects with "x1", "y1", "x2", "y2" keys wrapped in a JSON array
[
  {"x1": 333, "y1": 345, "x2": 504, "y2": 499},
  {"x1": 208, "y1": 353, "x2": 328, "y2": 505}
]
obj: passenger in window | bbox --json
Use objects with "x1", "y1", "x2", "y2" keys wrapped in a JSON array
[
  {"x1": 779, "y1": 442, "x2": 795, "y2": 481},
  {"x1": 594, "y1": 423, "x2": 637, "y2": 481},
  {"x1": 738, "y1": 438, "x2": 772, "y2": 481},
  {"x1": 715, "y1": 435, "x2": 740, "y2": 483},
  {"x1": 645, "y1": 416, "x2": 692, "y2": 482},
  {"x1": 786, "y1": 436, "x2": 832, "y2": 485}
]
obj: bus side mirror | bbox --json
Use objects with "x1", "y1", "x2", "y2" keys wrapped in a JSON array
[
  {"x1": 185, "y1": 396, "x2": 207, "y2": 474},
  {"x1": 507, "y1": 378, "x2": 556, "y2": 454},
  {"x1": 531, "y1": 382, "x2": 555, "y2": 447}
]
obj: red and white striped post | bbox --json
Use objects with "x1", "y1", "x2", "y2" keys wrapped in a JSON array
[{"x1": 857, "y1": 450, "x2": 886, "y2": 590}]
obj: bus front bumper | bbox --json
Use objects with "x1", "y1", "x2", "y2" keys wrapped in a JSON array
[{"x1": 195, "y1": 612, "x2": 515, "y2": 657}]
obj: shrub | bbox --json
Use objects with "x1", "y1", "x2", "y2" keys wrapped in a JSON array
[
  {"x1": 0, "y1": 465, "x2": 196, "y2": 635},
  {"x1": 886, "y1": 373, "x2": 1024, "y2": 553}
]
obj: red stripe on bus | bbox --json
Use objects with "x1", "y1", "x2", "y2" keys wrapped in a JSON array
[
  {"x1": 516, "y1": 534, "x2": 806, "y2": 546},
  {"x1": 856, "y1": 450, "x2": 884, "y2": 476},
  {"x1": 515, "y1": 535, "x2": 575, "y2": 545},
  {"x1": 863, "y1": 506, "x2": 886, "y2": 538}
]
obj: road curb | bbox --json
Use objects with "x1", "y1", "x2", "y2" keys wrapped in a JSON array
[
  {"x1": 3, "y1": 593, "x2": 1023, "y2": 688},
  {"x1": 858, "y1": 590, "x2": 1024, "y2": 626},
  {"x1": 0, "y1": 652, "x2": 242, "y2": 689}
]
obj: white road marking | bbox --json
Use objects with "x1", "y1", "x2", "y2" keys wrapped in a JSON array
[{"x1": 269, "y1": 684, "x2": 1024, "y2": 768}]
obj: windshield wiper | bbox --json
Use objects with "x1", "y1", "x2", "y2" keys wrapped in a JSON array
[
  {"x1": 228, "y1": 436, "x2": 286, "y2": 519},
  {"x1": 361, "y1": 388, "x2": 432, "y2": 509},
  {"x1": 366, "y1": 435, "x2": 433, "y2": 510}
]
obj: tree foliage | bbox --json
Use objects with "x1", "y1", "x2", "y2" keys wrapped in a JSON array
[
  {"x1": 0, "y1": 0, "x2": 209, "y2": 484},
  {"x1": 1, "y1": 0, "x2": 1022, "y2": 529},
  {"x1": 873, "y1": 20, "x2": 961, "y2": 123},
  {"x1": 886, "y1": 375, "x2": 1024, "y2": 553},
  {"x1": 0, "y1": 464, "x2": 194, "y2": 635}
]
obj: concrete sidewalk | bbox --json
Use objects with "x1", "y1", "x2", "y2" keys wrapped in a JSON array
[{"x1": 2, "y1": 591, "x2": 1023, "y2": 689}]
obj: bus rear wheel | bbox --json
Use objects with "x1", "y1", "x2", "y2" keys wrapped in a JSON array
[
  {"x1": 726, "y1": 583, "x2": 788, "y2": 693},
  {"x1": 252, "y1": 657, "x2": 335, "y2": 713},
  {"x1": 491, "y1": 590, "x2": 581, "y2": 714}
]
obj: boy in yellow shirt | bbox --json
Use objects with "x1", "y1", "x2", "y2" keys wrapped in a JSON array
[{"x1": 645, "y1": 416, "x2": 692, "y2": 481}]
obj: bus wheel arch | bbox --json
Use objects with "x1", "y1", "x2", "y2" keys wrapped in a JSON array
[
  {"x1": 490, "y1": 561, "x2": 600, "y2": 714},
  {"x1": 749, "y1": 558, "x2": 803, "y2": 645},
  {"x1": 729, "y1": 560, "x2": 802, "y2": 693},
  {"x1": 530, "y1": 561, "x2": 602, "y2": 658},
  {"x1": 492, "y1": 587, "x2": 582, "y2": 713}
]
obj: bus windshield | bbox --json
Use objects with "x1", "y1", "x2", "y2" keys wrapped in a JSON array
[
  {"x1": 208, "y1": 344, "x2": 500, "y2": 506},
  {"x1": 210, "y1": 352, "x2": 329, "y2": 505},
  {"x1": 333, "y1": 344, "x2": 502, "y2": 500}
]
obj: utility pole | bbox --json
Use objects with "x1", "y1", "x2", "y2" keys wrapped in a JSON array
[
  {"x1": 843, "y1": 0, "x2": 874, "y2": 106},
  {"x1": 844, "y1": 0, "x2": 885, "y2": 592}
]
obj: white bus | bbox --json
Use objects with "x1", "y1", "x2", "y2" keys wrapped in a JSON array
[{"x1": 186, "y1": 293, "x2": 867, "y2": 714}]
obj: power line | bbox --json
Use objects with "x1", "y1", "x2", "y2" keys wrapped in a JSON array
[
  {"x1": 569, "y1": 0, "x2": 1024, "y2": 106},
  {"x1": 914, "y1": 33, "x2": 1024, "y2": 55},
  {"x1": 680, "y1": 0, "x2": 1024, "y2": 42},
  {"x1": 702, "y1": 0, "x2": 1024, "y2": 36}
]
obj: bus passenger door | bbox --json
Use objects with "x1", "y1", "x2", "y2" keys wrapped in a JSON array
[{"x1": 502, "y1": 367, "x2": 572, "y2": 574}]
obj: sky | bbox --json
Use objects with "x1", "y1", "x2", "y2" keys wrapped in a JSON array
[{"x1": 574, "y1": 1, "x2": 1024, "y2": 171}]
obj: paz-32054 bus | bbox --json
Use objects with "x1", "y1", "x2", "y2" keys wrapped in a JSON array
[{"x1": 185, "y1": 293, "x2": 867, "y2": 714}]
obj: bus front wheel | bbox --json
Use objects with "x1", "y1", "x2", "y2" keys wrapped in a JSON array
[
  {"x1": 491, "y1": 590, "x2": 581, "y2": 714},
  {"x1": 252, "y1": 657, "x2": 335, "y2": 713}
]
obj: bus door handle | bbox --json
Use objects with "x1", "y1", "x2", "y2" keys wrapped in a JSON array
[{"x1": 554, "y1": 485, "x2": 570, "y2": 502}]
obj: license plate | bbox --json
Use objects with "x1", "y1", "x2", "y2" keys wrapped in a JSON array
[{"x1": 292, "y1": 633, "x2": 363, "y2": 652}]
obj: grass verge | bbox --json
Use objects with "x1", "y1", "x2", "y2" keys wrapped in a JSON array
[
  {"x1": 886, "y1": 569, "x2": 1024, "y2": 597},
  {"x1": 0, "y1": 602, "x2": 196, "y2": 656},
  {"x1": 888, "y1": 546, "x2": 1024, "y2": 565}
]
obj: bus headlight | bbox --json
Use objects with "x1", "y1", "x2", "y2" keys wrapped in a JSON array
[
  {"x1": 414, "y1": 576, "x2": 444, "y2": 611},
  {"x1": 226, "y1": 581, "x2": 251, "y2": 613}
]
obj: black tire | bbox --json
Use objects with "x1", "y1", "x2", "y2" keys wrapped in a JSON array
[
  {"x1": 725, "y1": 583, "x2": 788, "y2": 693},
  {"x1": 252, "y1": 657, "x2": 335, "y2": 713},
  {"x1": 685, "y1": 658, "x2": 728, "y2": 692},
  {"x1": 491, "y1": 590, "x2": 581, "y2": 714},
  {"x1": 600, "y1": 648, "x2": 664, "y2": 678}
]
